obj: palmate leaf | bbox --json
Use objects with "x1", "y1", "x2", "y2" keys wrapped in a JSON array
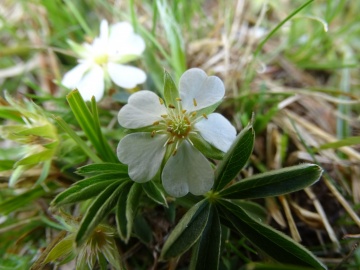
[
  {"x1": 51, "y1": 172, "x2": 129, "y2": 206},
  {"x1": 219, "y1": 164, "x2": 323, "y2": 199},
  {"x1": 116, "y1": 182, "x2": 142, "y2": 243},
  {"x1": 161, "y1": 200, "x2": 211, "y2": 260},
  {"x1": 75, "y1": 181, "x2": 128, "y2": 246},
  {"x1": 218, "y1": 200, "x2": 327, "y2": 270},
  {"x1": 213, "y1": 124, "x2": 255, "y2": 191},
  {"x1": 190, "y1": 205, "x2": 221, "y2": 270}
]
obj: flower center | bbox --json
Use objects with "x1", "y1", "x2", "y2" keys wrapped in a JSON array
[
  {"x1": 167, "y1": 116, "x2": 191, "y2": 138},
  {"x1": 94, "y1": 53, "x2": 109, "y2": 65}
]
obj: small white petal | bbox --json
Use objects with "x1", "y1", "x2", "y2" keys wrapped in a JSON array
[
  {"x1": 179, "y1": 68, "x2": 225, "y2": 112},
  {"x1": 109, "y1": 22, "x2": 145, "y2": 56},
  {"x1": 117, "y1": 133, "x2": 168, "y2": 183},
  {"x1": 162, "y1": 141, "x2": 214, "y2": 197},
  {"x1": 195, "y1": 113, "x2": 236, "y2": 152},
  {"x1": 108, "y1": 63, "x2": 146, "y2": 88},
  {"x1": 76, "y1": 65, "x2": 105, "y2": 101},
  {"x1": 62, "y1": 62, "x2": 90, "y2": 89},
  {"x1": 118, "y1": 90, "x2": 167, "y2": 129}
]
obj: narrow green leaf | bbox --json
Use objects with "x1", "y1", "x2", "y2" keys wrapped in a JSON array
[
  {"x1": 220, "y1": 164, "x2": 323, "y2": 199},
  {"x1": 213, "y1": 124, "x2": 255, "y2": 191},
  {"x1": 76, "y1": 162, "x2": 128, "y2": 176},
  {"x1": 319, "y1": 136, "x2": 360, "y2": 150},
  {"x1": 44, "y1": 234, "x2": 74, "y2": 263},
  {"x1": 126, "y1": 183, "x2": 142, "y2": 239},
  {"x1": 161, "y1": 200, "x2": 210, "y2": 260},
  {"x1": 75, "y1": 181, "x2": 127, "y2": 246},
  {"x1": 133, "y1": 215, "x2": 153, "y2": 245},
  {"x1": 51, "y1": 173, "x2": 129, "y2": 206},
  {"x1": 190, "y1": 133, "x2": 225, "y2": 160},
  {"x1": 190, "y1": 205, "x2": 221, "y2": 270},
  {"x1": 53, "y1": 179, "x2": 123, "y2": 206},
  {"x1": 115, "y1": 182, "x2": 133, "y2": 242},
  {"x1": 14, "y1": 149, "x2": 54, "y2": 166},
  {"x1": 218, "y1": 200, "x2": 327, "y2": 270},
  {"x1": 142, "y1": 180, "x2": 168, "y2": 207},
  {"x1": 115, "y1": 182, "x2": 142, "y2": 242}
]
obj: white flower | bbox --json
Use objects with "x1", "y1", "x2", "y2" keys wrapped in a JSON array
[
  {"x1": 62, "y1": 20, "x2": 146, "y2": 101},
  {"x1": 117, "y1": 68, "x2": 236, "y2": 197}
]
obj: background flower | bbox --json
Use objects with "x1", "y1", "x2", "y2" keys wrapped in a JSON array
[
  {"x1": 62, "y1": 20, "x2": 146, "y2": 101},
  {"x1": 117, "y1": 68, "x2": 236, "y2": 197}
]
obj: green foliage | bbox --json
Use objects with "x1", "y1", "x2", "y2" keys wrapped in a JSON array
[
  {"x1": 217, "y1": 200, "x2": 327, "y2": 270},
  {"x1": 214, "y1": 124, "x2": 255, "y2": 191},
  {"x1": 219, "y1": 164, "x2": 323, "y2": 199}
]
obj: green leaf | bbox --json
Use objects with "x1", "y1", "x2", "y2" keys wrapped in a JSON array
[
  {"x1": 319, "y1": 136, "x2": 360, "y2": 150},
  {"x1": 220, "y1": 164, "x2": 323, "y2": 199},
  {"x1": 76, "y1": 162, "x2": 128, "y2": 176},
  {"x1": 163, "y1": 69, "x2": 179, "y2": 107},
  {"x1": 234, "y1": 201, "x2": 267, "y2": 223},
  {"x1": 14, "y1": 149, "x2": 54, "y2": 166},
  {"x1": 161, "y1": 200, "x2": 211, "y2": 260},
  {"x1": 133, "y1": 215, "x2": 153, "y2": 244},
  {"x1": 75, "y1": 181, "x2": 127, "y2": 246},
  {"x1": 218, "y1": 200, "x2": 327, "y2": 270},
  {"x1": 213, "y1": 124, "x2": 255, "y2": 191},
  {"x1": 142, "y1": 180, "x2": 168, "y2": 207},
  {"x1": 190, "y1": 205, "x2": 221, "y2": 270},
  {"x1": 44, "y1": 233, "x2": 74, "y2": 264},
  {"x1": 116, "y1": 182, "x2": 142, "y2": 242},
  {"x1": 51, "y1": 173, "x2": 129, "y2": 206},
  {"x1": 116, "y1": 182, "x2": 133, "y2": 242}
]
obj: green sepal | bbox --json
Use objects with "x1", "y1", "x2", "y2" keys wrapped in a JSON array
[
  {"x1": 161, "y1": 200, "x2": 211, "y2": 260},
  {"x1": 218, "y1": 200, "x2": 327, "y2": 270},
  {"x1": 75, "y1": 181, "x2": 127, "y2": 246},
  {"x1": 190, "y1": 205, "x2": 221, "y2": 270},
  {"x1": 115, "y1": 182, "x2": 142, "y2": 243},
  {"x1": 213, "y1": 124, "x2": 255, "y2": 191},
  {"x1": 142, "y1": 180, "x2": 168, "y2": 207},
  {"x1": 190, "y1": 133, "x2": 225, "y2": 160},
  {"x1": 163, "y1": 69, "x2": 179, "y2": 107},
  {"x1": 219, "y1": 164, "x2": 323, "y2": 199}
]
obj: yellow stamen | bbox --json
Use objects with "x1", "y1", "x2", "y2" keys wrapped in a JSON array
[
  {"x1": 168, "y1": 104, "x2": 176, "y2": 109},
  {"x1": 159, "y1": 97, "x2": 164, "y2": 105},
  {"x1": 151, "y1": 130, "x2": 156, "y2": 137},
  {"x1": 161, "y1": 114, "x2": 168, "y2": 118},
  {"x1": 202, "y1": 114, "x2": 208, "y2": 119},
  {"x1": 182, "y1": 109, "x2": 187, "y2": 113},
  {"x1": 153, "y1": 121, "x2": 160, "y2": 125},
  {"x1": 176, "y1": 97, "x2": 182, "y2": 101},
  {"x1": 193, "y1": 98, "x2": 197, "y2": 107}
]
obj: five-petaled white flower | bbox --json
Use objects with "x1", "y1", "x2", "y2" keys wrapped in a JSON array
[
  {"x1": 117, "y1": 68, "x2": 236, "y2": 197},
  {"x1": 62, "y1": 20, "x2": 146, "y2": 101}
]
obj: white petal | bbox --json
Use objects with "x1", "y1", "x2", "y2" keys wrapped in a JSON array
[
  {"x1": 179, "y1": 68, "x2": 225, "y2": 112},
  {"x1": 77, "y1": 65, "x2": 105, "y2": 101},
  {"x1": 62, "y1": 62, "x2": 90, "y2": 89},
  {"x1": 117, "y1": 133, "x2": 168, "y2": 183},
  {"x1": 118, "y1": 90, "x2": 167, "y2": 129},
  {"x1": 195, "y1": 113, "x2": 236, "y2": 152},
  {"x1": 162, "y1": 140, "x2": 214, "y2": 197},
  {"x1": 108, "y1": 22, "x2": 145, "y2": 56},
  {"x1": 108, "y1": 63, "x2": 146, "y2": 88},
  {"x1": 99, "y1": 19, "x2": 109, "y2": 43}
]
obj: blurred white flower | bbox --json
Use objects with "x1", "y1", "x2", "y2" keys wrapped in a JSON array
[
  {"x1": 62, "y1": 20, "x2": 146, "y2": 101},
  {"x1": 117, "y1": 68, "x2": 236, "y2": 197}
]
